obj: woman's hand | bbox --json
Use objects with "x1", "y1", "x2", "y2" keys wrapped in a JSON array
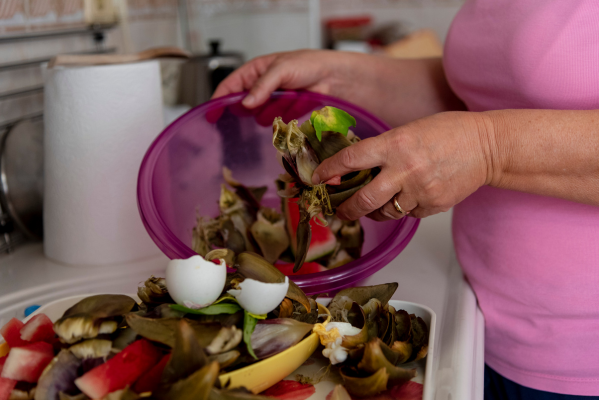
[
  {"x1": 213, "y1": 50, "x2": 465, "y2": 126},
  {"x1": 313, "y1": 112, "x2": 495, "y2": 220},
  {"x1": 212, "y1": 50, "x2": 358, "y2": 108}
]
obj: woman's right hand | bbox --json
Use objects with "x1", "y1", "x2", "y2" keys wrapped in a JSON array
[{"x1": 212, "y1": 50, "x2": 366, "y2": 109}]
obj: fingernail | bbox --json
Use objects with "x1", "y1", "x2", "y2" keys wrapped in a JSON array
[
  {"x1": 311, "y1": 172, "x2": 320, "y2": 185},
  {"x1": 242, "y1": 94, "x2": 255, "y2": 107}
]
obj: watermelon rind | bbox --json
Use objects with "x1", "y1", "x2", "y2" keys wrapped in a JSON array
[{"x1": 283, "y1": 199, "x2": 337, "y2": 263}]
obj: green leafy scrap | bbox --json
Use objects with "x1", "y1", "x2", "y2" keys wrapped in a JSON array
[
  {"x1": 170, "y1": 303, "x2": 242, "y2": 315},
  {"x1": 242, "y1": 311, "x2": 266, "y2": 360},
  {"x1": 310, "y1": 106, "x2": 357, "y2": 141},
  {"x1": 243, "y1": 311, "x2": 259, "y2": 360}
]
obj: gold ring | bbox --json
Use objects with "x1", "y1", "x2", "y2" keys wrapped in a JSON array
[{"x1": 393, "y1": 198, "x2": 408, "y2": 216}]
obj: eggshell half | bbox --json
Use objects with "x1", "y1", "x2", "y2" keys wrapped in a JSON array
[
  {"x1": 166, "y1": 255, "x2": 227, "y2": 309},
  {"x1": 228, "y1": 277, "x2": 289, "y2": 315}
]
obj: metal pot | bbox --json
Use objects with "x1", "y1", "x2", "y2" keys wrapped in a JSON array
[
  {"x1": 0, "y1": 117, "x2": 44, "y2": 243},
  {"x1": 179, "y1": 40, "x2": 244, "y2": 107}
]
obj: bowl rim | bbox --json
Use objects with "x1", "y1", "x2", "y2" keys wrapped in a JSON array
[{"x1": 137, "y1": 91, "x2": 420, "y2": 294}]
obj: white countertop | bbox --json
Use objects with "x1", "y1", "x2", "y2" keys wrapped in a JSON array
[{"x1": 0, "y1": 210, "x2": 483, "y2": 400}]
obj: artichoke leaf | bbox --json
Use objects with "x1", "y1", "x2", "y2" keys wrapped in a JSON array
[
  {"x1": 292, "y1": 209, "x2": 312, "y2": 273},
  {"x1": 250, "y1": 208, "x2": 289, "y2": 264},
  {"x1": 378, "y1": 339, "x2": 401, "y2": 365},
  {"x1": 137, "y1": 276, "x2": 172, "y2": 305},
  {"x1": 219, "y1": 186, "x2": 256, "y2": 253},
  {"x1": 340, "y1": 303, "x2": 371, "y2": 349},
  {"x1": 219, "y1": 217, "x2": 247, "y2": 255},
  {"x1": 193, "y1": 311, "x2": 244, "y2": 328},
  {"x1": 409, "y1": 314, "x2": 429, "y2": 361},
  {"x1": 235, "y1": 252, "x2": 311, "y2": 313},
  {"x1": 54, "y1": 294, "x2": 136, "y2": 344},
  {"x1": 159, "y1": 361, "x2": 220, "y2": 400},
  {"x1": 112, "y1": 327, "x2": 139, "y2": 351},
  {"x1": 161, "y1": 320, "x2": 209, "y2": 386},
  {"x1": 394, "y1": 309, "x2": 412, "y2": 342},
  {"x1": 222, "y1": 167, "x2": 266, "y2": 213},
  {"x1": 327, "y1": 248, "x2": 354, "y2": 269},
  {"x1": 328, "y1": 175, "x2": 372, "y2": 208},
  {"x1": 206, "y1": 326, "x2": 243, "y2": 355},
  {"x1": 277, "y1": 298, "x2": 294, "y2": 319},
  {"x1": 334, "y1": 169, "x2": 372, "y2": 192},
  {"x1": 339, "y1": 220, "x2": 364, "y2": 260},
  {"x1": 307, "y1": 130, "x2": 353, "y2": 163},
  {"x1": 235, "y1": 252, "x2": 284, "y2": 283},
  {"x1": 413, "y1": 345, "x2": 429, "y2": 362},
  {"x1": 340, "y1": 366, "x2": 389, "y2": 398},
  {"x1": 193, "y1": 216, "x2": 222, "y2": 257},
  {"x1": 205, "y1": 248, "x2": 237, "y2": 267},
  {"x1": 329, "y1": 284, "x2": 398, "y2": 317},
  {"x1": 59, "y1": 294, "x2": 136, "y2": 320},
  {"x1": 361, "y1": 298, "x2": 382, "y2": 322},
  {"x1": 357, "y1": 339, "x2": 416, "y2": 386},
  {"x1": 277, "y1": 185, "x2": 300, "y2": 198},
  {"x1": 142, "y1": 303, "x2": 185, "y2": 319},
  {"x1": 125, "y1": 314, "x2": 222, "y2": 348},
  {"x1": 286, "y1": 120, "x2": 306, "y2": 156},
  {"x1": 278, "y1": 173, "x2": 295, "y2": 183},
  {"x1": 273, "y1": 117, "x2": 289, "y2": 153},
  {"x1": 390, "y1": 341, "x2": 413, "y2": 364},
  {"x1": 296, "y1": 145, "x2": 320, "y2": 186},
  {"x1": 69, "y1": 339, "x2": 112, "y2": 359}
]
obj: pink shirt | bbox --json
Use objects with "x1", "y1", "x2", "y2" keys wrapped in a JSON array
[{"x1": 444, "y1": 0, "x2": 598, "y2": 396}]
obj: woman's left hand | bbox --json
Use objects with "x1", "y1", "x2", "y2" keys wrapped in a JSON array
[{"x1": 312, "y1": 112, "x2": 495, "y2": 220}]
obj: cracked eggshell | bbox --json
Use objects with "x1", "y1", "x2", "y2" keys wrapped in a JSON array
[
  {"x1": 228, "y1": 277, "x2": 289, "y2": 315},
  {"x1": 166, "y1": 255, "x2": 227, "y2": 309}
]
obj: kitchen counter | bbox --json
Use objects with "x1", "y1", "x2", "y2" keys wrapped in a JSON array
[{"x1": 0, "y1": 210, "x2": 483, "y2": 400}]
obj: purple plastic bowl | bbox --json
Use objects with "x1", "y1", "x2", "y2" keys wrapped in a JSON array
[{"x1": 137, "y1": 91, "x2": 419, "y2": 294}]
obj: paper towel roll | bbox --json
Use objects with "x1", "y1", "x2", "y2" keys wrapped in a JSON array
[{"x1": 44, "y1": 61, "x2": 164, "y2": 266}]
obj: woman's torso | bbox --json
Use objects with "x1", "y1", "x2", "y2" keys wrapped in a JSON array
[{"x1": 443, "y1": 0, "x2": 599, "y2": 395}]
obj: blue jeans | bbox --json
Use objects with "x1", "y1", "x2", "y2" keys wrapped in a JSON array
[{"x1": 485, "y1": 365, "x2": 598, "y2": 400}]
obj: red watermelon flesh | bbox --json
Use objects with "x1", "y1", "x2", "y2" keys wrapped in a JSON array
[
  {"x1": 284, "y1": 198, "x2": 337, "y2": 263},
  {"x1": 132, "y1": 353, "x2": 170, "y2": 394},
  {"x1": 20, "y1": 314, "x2": 55, "y2": 343},
  {"x1": 0, "y1": 356, "x2": 17, "y2": 400},
  {"x1": 1, "y1": 341, "x2": 54, "y2": 383},
  {"x1": 75, "y1": 339, "x2": 161, "y2": 399},
  {"x1": 0, "y1": 319, "x2": 28, "y2": 348},
  {"x1": 276, "y1": 262, "x2": 327, "y2": 276}
]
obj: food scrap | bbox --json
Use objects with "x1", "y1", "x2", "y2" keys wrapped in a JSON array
[
  {"x1": 0, "y1": 251, "x2": 327, "y2": 400},
  {"x1": 313, "y1": 283, "x2": 430, "y2": 397},
  {"x1": 192, "y1": 106, "x2": 369, "y2": 274},
  {"x1": 272, "y1": 106, "x2": 376, "y2": 272}
]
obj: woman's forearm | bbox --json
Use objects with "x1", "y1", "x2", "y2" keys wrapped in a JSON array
[
  {"x1": 338, "y1": 56, "x2": 466, "y2": 126},
  {"x1": 483, "y1": 109, "x2": 599, "y2": 205}
]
